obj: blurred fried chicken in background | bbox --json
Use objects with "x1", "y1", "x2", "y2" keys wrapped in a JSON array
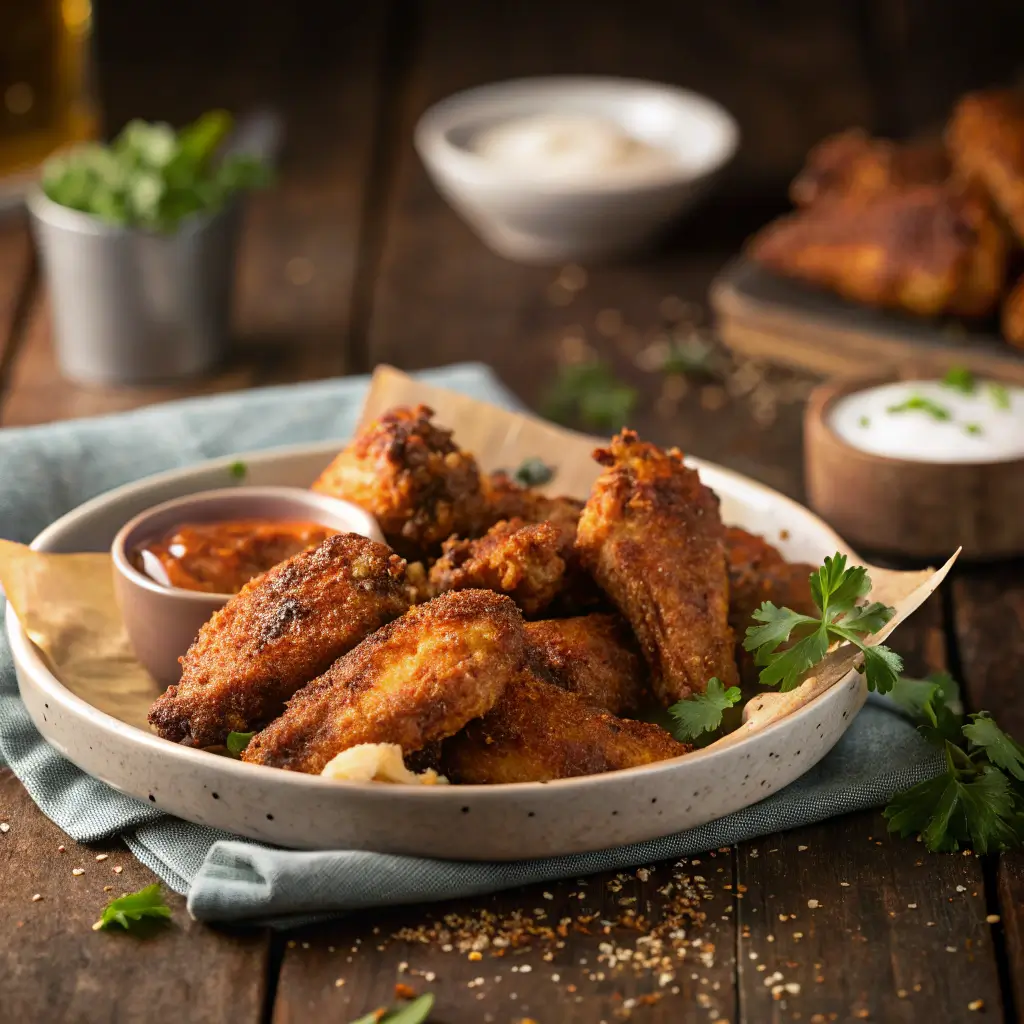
[
  {"x1": 312, "y1": 404, "x2": 484, "y2": 558},
  {"x1": 1002, "y1": 273, "x2": 1024, "y2": 347},
  {"x1": 576, "y1": 430, "x2": 738, "y2": 705}
]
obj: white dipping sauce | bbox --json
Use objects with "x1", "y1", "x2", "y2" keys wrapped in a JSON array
[
  {"x1": 470, "y1": 113, "x2": 677, "y2": 182},
  {"x1": 830, "y1": 380, "x2": 1024, "y2": 464}
]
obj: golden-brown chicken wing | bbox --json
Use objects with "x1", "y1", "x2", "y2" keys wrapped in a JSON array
[
  {"x1": 947, "y1": 89, "x2": 1024, "y2": 245},
  {"x1": 790, "y1": 129, "x2": 949, "y2": 209},
  {"x1": 480, "y1": 471, "x2": 583, "y2": 555},
  {"x1": 442, "y1": 672, "x2": 688, "y2": 784},
  {"x1": 1002, "y1": 272, "x2": 1024, "y2": 347},
  {"x1": 575, "y1": 430, "x2": 738, "y2": 706},
  {"x1": 428, "y1": 518, "x2": 566, "y2": 616},
  {"x1": 311, "y1": 405, "x2": 484, "y2": 558},
  {"x1": 749, "y1": 184, "x2": 1006, "y2": 318},
  {"x1": 724, "y1": 527, "x2": 817, "y2": 686},
  {"x1": 524, "y1": 614, "x2": 647, "y2": 714},
  {"x1": 148, "y1": 533, "x2": 409, "y2": 748},
  {"x1": 243, "y1": 590, "x2": 525, "y2": 774}
]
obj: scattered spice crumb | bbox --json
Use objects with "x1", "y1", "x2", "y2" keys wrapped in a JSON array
[
  {"x1": 113, "y1": 866, "x2": 123, "y2": 874},
  {"x1": 71, "y1": 867, "x2": 85, "y2": 876},
  {"x1": 57, "y1": 844, "x2": 65, "y2": 852},
  {"x1": 31, "y1": 894, "x2": 42, "y2": 902},
  {"x1": 956, "y1": 885, "x2": 966, "y2": 893},
  {"x1": 334, "y1": 979, "x2": 345, "y2": 988},
  {"x1": 394, "y1": 983, "x2": 416, "y2": 999},
  {"x1": 986, "y1": 914, "x2": 1000, "y2": 924},
  {"x1": 968, "y1": 1000, "x2": 985, "y2": 1012},
  {"x1": 807, "y1": 899, "x2": 820, "y2": 909},
  {"x1": 797, "y1": 845, "x2": 808, "y2": 852},
  {"x1": 103, "y1": 885, "x2": 113, "y2": 892},
  {"x1": 95, "y1": 853, "x2": 108, "y2": 862}
]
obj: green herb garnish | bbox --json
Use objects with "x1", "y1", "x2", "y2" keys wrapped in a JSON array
[
  {"x1": 42, "y1": 110, "x2": 271, "y2": 233},
  {"x1": 514, "y1": 457, "x2": 556, "y2": 488},
  {"x1": 858, "y1": 415, "x2": 870, "y2": 428},
  {"x1": 883, "y1": 681, "x2": 1024, "y2": 853},
  {"x1": 226, "y1": 731, "x2": 255, "y2": 756},
  {"x1": 941, "y1": 366, "x2": 976, "y2": 394},
  {"x1": 989, "y1": 383, "x2": 1011, "y2": 410},
  {"x1": 667, "y1": 677, "x2": 742, "y2": 743},
  {"x1": 661, "y1": 337, "x2": 715, "y2": 377},
  {"x1": 964, "y1": 422, "x2": 983, "y2": 436},
  {"x1": 349, "y1": 993, "x2": 434, "y2": 1024},
  {"x1": 228, "y1": 460, "x2": 248, "y2": 481},
  {"x1": 886, "y1": 395, "x2": 952, "y2": 421},
  {"x1": 92, "y1": 883, "x2": 172, "y2": 932},
  {"x1": 543, "y1": 359, "x2": 637, "y2": 431},
  {"x1": 742, "y1": 553, "x2": 902, "y2": 694}
]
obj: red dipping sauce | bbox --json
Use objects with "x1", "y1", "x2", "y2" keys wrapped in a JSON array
[{"x1": 135, "y1": 519, "x2": 337, "y2": 594}]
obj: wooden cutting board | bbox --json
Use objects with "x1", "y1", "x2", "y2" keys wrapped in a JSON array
[{"x1": 710, "y1": 258, "x2": 1024, "y2": 384}]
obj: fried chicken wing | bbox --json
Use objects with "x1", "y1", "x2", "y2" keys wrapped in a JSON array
[
  {"x1": 575, "y1": 431, "x2": 738, "y2": 706},
  {"x1": 442, "y1": 672, "x2": 688, "y2": 784},
  {"x1": 749, "y1": 184, "x2": 1006, "y2": 318},
  {"x1": 481, "y1": 471, "x2": 583, "y2": 555},
  {"x1": 243, "y1": 590, "x2": 525, "y2": 774},
  {"x1": 428, "y1": 518, "x2": 566, "y2": 616},
  {"x1": 947, "y1": 89, "x2": 1024, "y2": 245},
  {"x1": 148, "y1": 533, "x2": 409, "y2": 748},
  {"x1": 724, "y1": 527, "x2": 817, "y2": 686},
  {"x1": 790, "y1": 129, "x2": 949, "y2": 208},
  {"x1": 311, "y1": 405, "x2": 484, "y2": 558},
  {"x1": 524, "y1": 614, "x2": 647, "y2": 715},
  {"x1": 1002, "y1": 272, "x2": 1024, "y2": 347}
]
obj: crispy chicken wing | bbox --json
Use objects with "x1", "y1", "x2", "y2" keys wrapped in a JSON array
[
  {"x1": 724, "y1": 527, "x2": 817, "y2": 686},
  {"x1": 428, "y1": 518, "x2": 566, "y2": 616},
  {"x1": 947, "y1": 89, "x2": 1024, "y2": 245},
  {"x1": 148, "y1": 533, "x2": 409, "y2": 748},
  {"x1": 575, "y1": 430, "x2": 738, "y2": 706},
  {"x1": 481, "y1": 471, "x2": 583, "y2": 555},
  {"x1": 311, "y1": 405, "x2": 484, "y2": 558},
  {"x1": 442, "y1": 672, "x2": 688, "y2": 784},
  {"x1": 790, "y1": 129, "x2": 949, "y2": 208},
  {"x1": 1002, "y1": 272, "x2": 1024, "y2": 347},
  {"x1": 243, "y1": 590, "x2": 525, "y2": 774},
  {"x1": 749, "y1": 183, "x2": 1006, "y2": 318},
  {"x1": 524, "y1": 614, "x2": 647, "y2": 715}
]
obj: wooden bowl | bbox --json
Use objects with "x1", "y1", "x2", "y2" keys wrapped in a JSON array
[{"x1": 805, "y1": 376, "x2": 1024, "y2": 560}]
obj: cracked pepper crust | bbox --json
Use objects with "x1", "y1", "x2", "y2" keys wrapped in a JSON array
[
  {"x1": 311, "y1": 404, "x2": 485, "y2": 558},
  {"x1": 442, "y1": 671, "x2": 690, "y2": 784},
  {"x1": 243, "y1": 589, "x2": 526, "y2": 774},
  {"x1": 524, "y1": 613, "x2": 648, "y2": 715},
  {"x1": 575, "y1": 430, "x2": 738, "y2": 706},
  {"x1": 429, "y1": 517, "x2": 566, "y2": 616},
  {"x1": 148, "y1": 533, "x2": 409, "y2": 748}
]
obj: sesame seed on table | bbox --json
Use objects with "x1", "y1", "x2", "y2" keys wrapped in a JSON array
[{"x1": 1, "y1": 2, "x2": 1023, "y2": 1022}]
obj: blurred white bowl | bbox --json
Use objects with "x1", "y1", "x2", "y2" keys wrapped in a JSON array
[{"x1": 414, "y1": 76, "x2": 739, "y2": 264}]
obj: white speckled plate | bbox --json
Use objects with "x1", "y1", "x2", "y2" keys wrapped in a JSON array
[{"x1": 5, "y1": 438, "x2": 877, "y2": 860}]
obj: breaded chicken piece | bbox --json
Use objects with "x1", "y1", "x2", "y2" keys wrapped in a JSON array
[
  {"x1": 243, "y1": 590, "x2": 525, "y2": 774},
  {"x1": 311, "y1": 405, "x2": 484, "y2": 558},
  {"x1": 947, "y1": 89, "x2": 1024, "y2": 245},
  {"x1": 576, "y1": 430, "x2": 738, "y2": 706},
  {"x1": 442, "y1": 672, "x2": 689, "y2": 784},
  {"x1": 428, "y1": 518, "x2": 566, "y2": 616},
  {"x1": 524, "y1": 614, "x2": 647, "y2": 715},
  {"x1": 749, "y1": 184, "x2": 1006, "y2": 318},
  {"x1": 790, "y1": 129, "x2": 949, "y2": 208},
  {"x1": 148, "y1": 533, "x2": 409, "y2": 748},
  {"x1": 480, "y1": 471, "x2": 583, "y2": 556},
  {"x1": 725, "y1": 527, "x2": 817, "y2": 686},
  {"x1": 1002, "y1": 272, "x2": 1024, "y2": 348}
]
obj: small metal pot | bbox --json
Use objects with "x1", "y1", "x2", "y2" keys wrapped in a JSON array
[{"x1": 27, "y1": 188, "x2": 241, "y2": 385}]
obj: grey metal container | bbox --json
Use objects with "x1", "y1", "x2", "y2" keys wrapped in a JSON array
[{"x1": 27, "y1": 188, "x2": 241, "y2": 385}]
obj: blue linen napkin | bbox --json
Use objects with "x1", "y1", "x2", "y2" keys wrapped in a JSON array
[{"x1": 0, "y1": 363, "x2": 943, "y2": 926}]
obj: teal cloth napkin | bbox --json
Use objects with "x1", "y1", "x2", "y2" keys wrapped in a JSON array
[{"x1": 0, "y1": 363, "x2": 942, "y2": 926}]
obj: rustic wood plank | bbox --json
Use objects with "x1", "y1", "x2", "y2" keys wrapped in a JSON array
[
  {"x1": 0, "y1": 5, "x2": 388, "y2": 427},
  {"x1": 736, "y1": 596, "x2": 1006, "y2": 1023},
  {"x1": 0, "y1": 215, "x2": 36, "y2": 395},
  {"x1": 273, "y1": 858, "x2": 737, "y2": 1023},
  {"x1": 0, "y1": 768, "x2": 270, "y2": 1023}
]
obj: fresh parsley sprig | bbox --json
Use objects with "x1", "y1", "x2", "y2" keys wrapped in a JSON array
[
  {"x1": 514, "y1": 456, "x2": 556, "y2": 487},
  {"x1": 92, "y1": 883, "x2": 172, "y2": 932},
  {"x1": 742, "y1": 553, "x2": 902, "y2": 694},
  {"x1": 667, "y1": 677, "x2": 742, "y2": 743},
  {"x1": 349, "y1": 993, "x2": 434, "y2": 1024},
  {"x1": 226, "y1": 731, "x2": 255, "y2": 757},
  {"x1": 543, "y1": 359, "x2": 637, "y2": 431},
  {"x1": 883, "y1": 678, "x2": 1024, "y2": 853}
]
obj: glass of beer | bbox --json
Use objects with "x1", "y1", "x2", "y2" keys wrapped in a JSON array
[{"x1": 0, "y1": 0, "x2": 96, "y2": 191}]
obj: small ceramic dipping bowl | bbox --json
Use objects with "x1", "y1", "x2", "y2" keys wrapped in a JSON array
[
  {"x1": 415, "y1": 76, "x2": 738, "y2": 264},
  {"x1": 805, "y1": 376, "x2": 1024, "y2": 560},
  {"x1": 111, "y1": 486, "x2": 384, "y2": 685}
]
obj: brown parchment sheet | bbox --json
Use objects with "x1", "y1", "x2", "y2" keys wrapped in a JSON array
[{"x1": 0, "y1": 364, "x2": 957, "y2": 749}]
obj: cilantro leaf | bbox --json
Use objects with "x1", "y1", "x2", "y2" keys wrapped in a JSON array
[
  {"x1": 92, "y1": 883, "x2": 172, "y2": 932},
  {"x1": 668, "y1": 678, "x2": 742, "y2": 741},
  {"x1": 349, "y1": 993, "x2": 434, "y2": 1024},
  {"x1": 888, "y1": 671, "x2": 962, "y2": 746},
  {"x1": 989, "y1": 383, "x2": 1011, "y2": 410},
  {"x1": 941, "y1": 366, "x2": 976, "y2": 394},
  {"x1": 755, "y1": 625, "x2": 832, "y2": 692},
  {"x1": 228, "y1": 459, "x2": 248, "y2": 481},
  {"x1": 963, "y1": 713, "x2": 1024, "y2": 781},
  {"x1": 743, "y1": 603, "x2": 820, "y2": 665},
  {"x1": 886, "y1": 394, "x2": 952, "y2": 421},
  {"x1": 543, "y1": 360, "x2": 637, "y2": 431},
  {"x1": 827, "y1": 627, "x2": 903, "y2": 694},
  {"x1": 226, "y1": 731, "x2": 255, "y2": 756},
  {"x1": 514, "y1": 457, "x2": 555, "y2": 488}
]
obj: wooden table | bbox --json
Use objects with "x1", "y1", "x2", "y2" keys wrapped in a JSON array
[{"x1": 2, "y1": 3, "x2": 1023, "y2": 1021}]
